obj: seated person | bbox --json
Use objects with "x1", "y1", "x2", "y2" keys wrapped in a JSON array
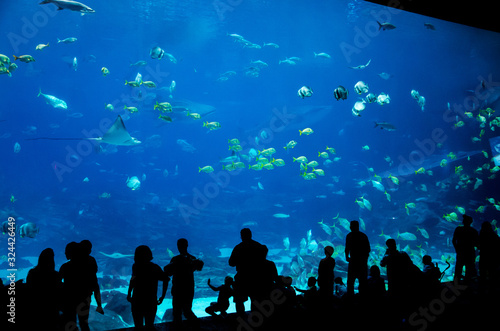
[
  {"x1": 293, "y1": 277, "x2": 318, "y2": 309},
  {"x1": 334, "y1": 277, "x2": 347, "y2": 298},
  {"x1": 421, "y1": 255, "x2": 441, "y2": 297},
  {"x1": 363, "y1": 265, "x2": 386, "y2": 300},
  {"x1": 205, "y1": 276, "x2": 233, "y2": 318}
]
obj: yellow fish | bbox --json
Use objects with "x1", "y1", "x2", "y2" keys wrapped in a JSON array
[
  {"x1": 415, "y1": 167, "x2": 425, "y2": 174},
  {"x1": 199, "y1": 166, "x2": 214, "y2": 173},
  {"x1": 101, "y1": 67, "x2": 110, "y2": 76},
  {"x1": 35, "y1": 43, "x2": 49, "y2": 50},
  {"x1": 124, "y1": 105, "x2": 138, "y2": 113},
  {"x1": 203, "y1": 121, "x2": 221, "y2": 130},
  {"x1": 125, "y1": 80, "x2": 141, "y2": 87},
  {"x1": 299, "y1": 128, "x2": 313, "y2": 136},
  {"x1": 142, "y1": 81, "x2": 157, "y2": 88},
  {"x1": 186, "y1": 111, "x2": 201, "y2": 119}
]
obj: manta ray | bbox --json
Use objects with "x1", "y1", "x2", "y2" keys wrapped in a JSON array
[{"x1": 26, "y1": 115, "x2": 141, "y2": 146}]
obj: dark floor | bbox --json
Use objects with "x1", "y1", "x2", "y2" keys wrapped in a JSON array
[{"x1": 109, "y1": 280, "x2": 500, "y2": 331}]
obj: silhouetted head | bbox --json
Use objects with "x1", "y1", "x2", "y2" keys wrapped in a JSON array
[
  {"x1": 240, "y1": 228, "x2": 252, "y2": 241},
  {"x1": 224, "y1": 276, "x2": 234, "y2": 285},
  {"x1": 177, "y1": 238, "x2": 188, "y2": 254},
  {"x1": 422, "y1": 255, "x2": 432, "y2": 265},
  {"x1": 369, "y1": 265, "x2": 381, "y2": 277},
  {"x1": 281, "y1": 276, "x2": 293, "y2": 287},
  {"x1": 386, "y1": 238, "x2": 397, "y2": 250},
  {"x1": 65, "y1": 241, "x2": 79, "y2": 260},
  {"x1": 463, "y1": 214, "x2": 473, "y2": 226},
  {"x1": 324, "y1": 245, "x2": 334, "y2": 257},
  {"x1": 307, "y1": 276, "x2": 317, "y2": 287},
  {"x1": 37, "y1": 248, "x2": 55, "y2": 271},
  {"x1": 334, "y1": 277, "x2": 344, "y2": 285},
  {"x1": 481, "y1": 221, "x2": 492, "y2": 232},
  {"x1": 134, "y1": 245, "x2": 153, "y2": 263},
  {"x1": 80, "y1": 239, "x2": 92, "y2": 255},
  {"x1": 350, "y1": 220, "x2": 360, "y2": 232}
]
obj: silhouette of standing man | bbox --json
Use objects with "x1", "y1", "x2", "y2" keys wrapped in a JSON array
[
  {"x1": 228, "y1": 228, "x2": 266, "y2": 316},
  {"x1": 164, "y1": 238, "x2": 204, "y2": 330},
  {"x1": 345, "y1": 220, "x2": 371, "y2": 295},
  {"x1": 60, "y1": 241, "x2": 99, "y2": 331},
  {"x1": 452, "y1": 214, "x2": 479, "y2": 283}
]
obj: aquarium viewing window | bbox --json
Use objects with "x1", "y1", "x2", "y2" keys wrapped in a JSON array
[{"x1": 1, "y1": 0, "x2": 499, "y2": 330}]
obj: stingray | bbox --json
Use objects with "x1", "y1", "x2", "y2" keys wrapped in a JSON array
[
  {"x1": 99, "y1": 252, "x2": 134, "y2": 259},
  {"x1": 26, "y1": 115, "x2": 141, "y2": 146}
]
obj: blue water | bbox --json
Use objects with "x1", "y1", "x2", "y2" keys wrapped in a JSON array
[{"x1": 1, "y1": 0, "x2": 500, "y2": 326}]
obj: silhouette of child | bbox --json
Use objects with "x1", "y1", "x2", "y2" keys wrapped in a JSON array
[
  {"x1": 363, "y1": 265, "x2": 386, "y2": 299},
  {"x1": 334, "y1": 277, "x2": 347, "y2": 298},
  {"x1": 205, "y1": 276, "x2": 234, "y2": 318},
  {"x1": 422, "y1": 255, "x2": 440, "y2": 279},
  {"x1": 294, "y1": 276, "x2": 318, "y2": 309},
  {"x1": 318, "y1": 246, "x2": 335, "y2": 299},
  {"x1": 421, "y1": 255, "x2": 441, "y2": 297}
]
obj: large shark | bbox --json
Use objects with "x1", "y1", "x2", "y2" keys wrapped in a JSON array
[{"x1": 26, "y1": 115, "x2": 141, "y2": 146}]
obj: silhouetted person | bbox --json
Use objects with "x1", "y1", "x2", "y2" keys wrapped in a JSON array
[
  {"x1": 1, "y1": 278, "x2": 6, "y2": 330},
  {"x1": 205, "y1": 276, "x2": 233, "y2": 318},
  {"x1": 334, "y1": 277, "x2": 347, "y2": 298},
  {"x1": 293, "y1": 276, "x2": 318, "y2": 310},
  {"x1": 60, "y1": 241, "x2": 85, "y2": 331},
  {"x1": 317, "y1": 246, "x2": 335, "y2": 300},
  {"x1": 380, "y1": 239, "x2": 406, "y2": 296},
  {"x1": 452, "y1": 214, "x2": 479, "y2": 283},
  {"x1": 254, "y1": 245, "x2": 279, "y2": 303},
  {"x1": 26, "y1": 248, "x2": 63, "y2": 329},
  {"x1": 363, "y1": 265, "x2": 386, "y2": 300},
  {"x1": 419, "y1": 255, "x2": 439, "y2": 296},
  {"x1": 80, "y1": 240, "x2": 103, "y2": 315},
  {"x1": 127, "y1": 245, "x2": 167, "y2": 329},
  {"x1": 164, "y1": 238, "x2": 204, "y2": 330},
  {"x1": 345, "y1": 220, "x2": 371, "y2": 295},
  {"x1": 228, "y1": 228, "x2": 266, "y2": 315},
  {"x1": 60, "y1": 241, "x2": 102, "y2": 331},
  {"x1": 276, "y1": 276, "x2": 296, "y2": 313},
  {"x1": 478, "y1": 221, "x2": 500, "y2": 285}
]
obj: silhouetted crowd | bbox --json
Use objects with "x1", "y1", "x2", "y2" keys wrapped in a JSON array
[{"x1": 2, "y1": 215, "x2": 500, "y2": 331}]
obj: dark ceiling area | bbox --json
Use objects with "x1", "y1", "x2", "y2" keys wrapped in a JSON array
[{"x1": 364, "y1": 0, "x2": 499, "y2": 33}]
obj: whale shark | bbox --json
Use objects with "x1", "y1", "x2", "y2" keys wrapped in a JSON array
[{"x1": 26, "y1": 115, "x2": 141, "y2": 146}]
